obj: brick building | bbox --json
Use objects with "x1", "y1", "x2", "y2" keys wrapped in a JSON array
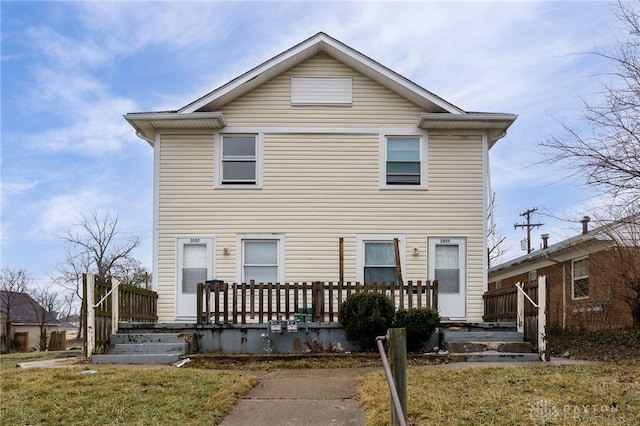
[{"x1": 488, "y1": 216, "x2": 640, "y2": 330}]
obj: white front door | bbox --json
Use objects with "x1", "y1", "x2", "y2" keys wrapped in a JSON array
[
  {"x1": 429, "y1": 237, "x2": 466, "y2": 320},
  {"x1": 176, "y1": 237, "x2": 214, "y2": 321}
]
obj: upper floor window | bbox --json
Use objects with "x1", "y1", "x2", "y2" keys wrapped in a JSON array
[
  {"x1": 221, "y1": 135, "x2": 257, "y2": 184},
  {"x1": 572, "y1": 257, "x2": 589, "y2": 299},
  {"x1": 380, "y1": 135, "x2": 427, "y2": 189},
  {"x1": 528, "y1": 270, "x2": 537, "y2": 285}
]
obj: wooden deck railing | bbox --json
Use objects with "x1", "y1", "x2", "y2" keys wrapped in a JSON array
[
  {"x1": 83, "y1": 274, "x2": 158, "y2": 356},
  {"x1": 197, "y1": 280, "x2": 438, "y2": 325},
  {"x1": 483, "y1": 282, "x2": 539, "y2": 347}
]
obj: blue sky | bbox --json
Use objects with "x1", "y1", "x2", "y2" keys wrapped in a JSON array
[{"x1": 1, "y1": 1, "x2": 621, "y2": 288}]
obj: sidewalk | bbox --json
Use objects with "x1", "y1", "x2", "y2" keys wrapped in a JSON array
[
  {"x1": 218, "y1": 357, "x2": 600, "y2": 426},
  {"x1": 219, "y1": 367, "x2": 374, "y2": 426}
]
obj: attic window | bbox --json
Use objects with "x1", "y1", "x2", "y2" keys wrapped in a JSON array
[{"x1": 291, "y1": 77, "x2": 352, "y2": 106}]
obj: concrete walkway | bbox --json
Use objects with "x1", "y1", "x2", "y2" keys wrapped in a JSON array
[{"x1": 219, "y1": 367, "x2": 374, "y2": 426}]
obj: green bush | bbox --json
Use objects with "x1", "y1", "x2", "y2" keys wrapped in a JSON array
[
  {"x1": 339, "y1": 292, "x2": 395, "y2": 351},
  {"x1": 393, "y1": 308, "x2": 440, "y2": 352}
]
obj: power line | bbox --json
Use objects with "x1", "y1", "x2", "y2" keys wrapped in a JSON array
[{"x1": 514, "y1": 207, "x2": 544, "y2": 254}]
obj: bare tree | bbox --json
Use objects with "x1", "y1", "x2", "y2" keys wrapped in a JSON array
[
  {"x1": 589, "y1": 209, "x2": 640, "y2": 327},
  {"x1": 60, "y1": 211, "x2": 141, "y2": 280},
  {"x1": 110, "y1": 257, "x2": 150, "y2": 288},
  {"x1": 539, "y1": 1, "x2": 640, "y2": 199},
  {"x1": 25, "y1": 283, "x2": 60, "y2": 350},
  {"x1": 56, "y1": 211, "x2": 142, "y2": 339},
  {"x1": 0, "y1": 267, "x2": 30, "y2": 351},
  {"x1": 487, "y1": 193, "x2": 509, "y2": 267}
]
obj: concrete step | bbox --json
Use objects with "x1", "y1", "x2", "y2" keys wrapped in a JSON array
[
  {"x1": 447, "y1": 341, "x2": 533, "y2": 354},
  {"x1": 92, "y1": 353, "x2": 183, "y2": 365},
  {"x1": 109, "y1": 342, "x2": 188, "y2": 355},
  {"x1": 443, "y1": 331, "x2": 524, "y2": 342},
  {"x1": 110, "y1": 333, "x2": 186, "y2": 344},
  {"x1": 462, "y1": 352, "x2": 541, "y2": 362}
]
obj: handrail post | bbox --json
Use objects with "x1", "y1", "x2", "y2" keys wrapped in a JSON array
[
  {"x1": 376, "y1": 334, "x2": 407, "y2": 426},
  {"x1": 516, "y1": 282, "x2": 525, "y2": 334},
  {"x1": 111, "y1": 279, "x2": 119, "y2": 334},
  {"x1": 538, "y1": 276, "x2": 548, "y2": 361},
  {"x1": 389, "y1": 328, "x2": 407, "y2": 426},
  {"x1": 86, "y1": 274, "x2": 95, "y2": 359}
]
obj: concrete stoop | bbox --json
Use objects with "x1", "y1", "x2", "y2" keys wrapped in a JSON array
[
  {"x1": 91, "y1": 332, "x2": 193, "y2": 365},
  {"x1": 442, "y1": 323, "x2": 540, "y2": 362}
]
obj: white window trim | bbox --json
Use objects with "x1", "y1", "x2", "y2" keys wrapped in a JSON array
[
  {"x1": 571, "y1": 257, "x2": 589, "y2": 300},
  {"x1": 379, "y1": 131, "x2": 428, "y2": 190},
  {"x1": 356, "y1": 234, "x2": 406, "y2": 283},
  {"x1": 214, "y1": 133, "x2": 264, "y2": 189},
  {"x1": 236, "y1": 234, "x2": 286, "y2": 284}
]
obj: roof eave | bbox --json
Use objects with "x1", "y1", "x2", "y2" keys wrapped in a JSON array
[
  {"x1": 417, "y1": 113, "x2": 517, "y2": 148},
  {"x1": 124, "y1": 112, "x2": 227, "y2": 146}
]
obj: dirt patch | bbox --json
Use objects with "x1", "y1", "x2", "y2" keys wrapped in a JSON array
[
  {"x1": 188, "y1": 352, "x2": 459, "y2": 370},
  {"x1": 548, "y1": 328, "x2": 640, "y2": 362}
]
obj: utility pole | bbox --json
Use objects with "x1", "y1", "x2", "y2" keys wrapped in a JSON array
[{"x1": 514, "y1": 208, "x2": 544, "y2": 253}]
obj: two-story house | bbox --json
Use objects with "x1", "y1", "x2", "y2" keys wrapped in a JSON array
[{"x1": 125, "y1": 32, "x2": 516, "y2": 324}]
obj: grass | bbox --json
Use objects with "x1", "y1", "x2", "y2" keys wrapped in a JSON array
[
  {"x1": 1, "y1": 366, "x2": 258, "y2": 425},
  {"x1": 356, "y1": 361, "x2": 640, "y2": 425}
]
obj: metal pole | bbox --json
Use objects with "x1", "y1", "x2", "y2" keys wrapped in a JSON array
[{"x1": 376, "y1": 336, "x2": 407, "y2": 426}]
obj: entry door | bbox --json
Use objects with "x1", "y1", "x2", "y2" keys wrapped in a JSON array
[
  {"x1": 176, "y1": 237, "x2": 214, "y2": 320},
  {"x1": 428, "y1": 238, "x2": 466, "y2": 319}
]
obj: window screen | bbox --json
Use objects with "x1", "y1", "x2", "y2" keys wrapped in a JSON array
[
  {"x1": 386, "y1": 137, "x2": 420, "y2": 185},
  {"x1": 222, "y1": 135, "x2": 256, "y2": 183},
  {"x1": 364, "y1": 242, "x2": 398, "y2": 284},
  {"x1": 243, "y1": 240, "x2": 278, "y2": 283}
]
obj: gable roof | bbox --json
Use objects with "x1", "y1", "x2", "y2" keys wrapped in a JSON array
[
  {"x1": 0, "y1": 291, "x2": 60, "y2": 325},
  {"x1": 180, "y1": 32, "x2": 463, "y2": 114},
  {"x1": 489, "y1": 214, "x2": 640, "y2": 275},
  {"x1": 125, "y1": 32, "x2": 516, "y2": 147}
]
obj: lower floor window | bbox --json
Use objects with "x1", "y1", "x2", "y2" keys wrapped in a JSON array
[
  {"x1": 239, "y1": 234, "x2": 285, "y2": 284},
  {"x1": 364, "y1": 241, "x2": 398, "y2": 284},
  {"x1": 357, "y1": 235, "x2": 405, "y2": 284}
]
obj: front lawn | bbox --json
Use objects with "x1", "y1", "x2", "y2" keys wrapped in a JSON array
[
  {"x1": 1, "y1": 367, "x2": 258, "y2": 425},
  {"x1": 357, "y1": 362, "x2": 640, "y2": 425}
]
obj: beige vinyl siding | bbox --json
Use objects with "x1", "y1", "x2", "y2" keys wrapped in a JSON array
[
  {"x1": 220, "y1": 53, "x2": 422, "y2": 127},
  {"x1": 156, "y1": 133, "x2": 485, "y2": 321},
  {"x1": 155, "y1": 53, "x2": 487, "y2": 321}
]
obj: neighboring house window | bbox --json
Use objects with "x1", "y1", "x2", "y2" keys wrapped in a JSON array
[
  {"x1": 217, "y1": 134, "x2": 263, "y2": 187},
  {"x1": 238, "y1": 234, "x2": 285, "y2": 284},
  {"x1": 356, "y1": 235, "x2": 405, "y2": 284},
  {"x1": 572, "y1": 257, "x2": 589, "y2": 299},
  {"x1": 380, "y1": 135, "x2": 427, "y2": 189},
  {"x1": 528, "y1": 270, "x2": 537, "y2": 285},
  {"x1": 495, "y1": 280, "x2": 502, "y2": 290}
]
